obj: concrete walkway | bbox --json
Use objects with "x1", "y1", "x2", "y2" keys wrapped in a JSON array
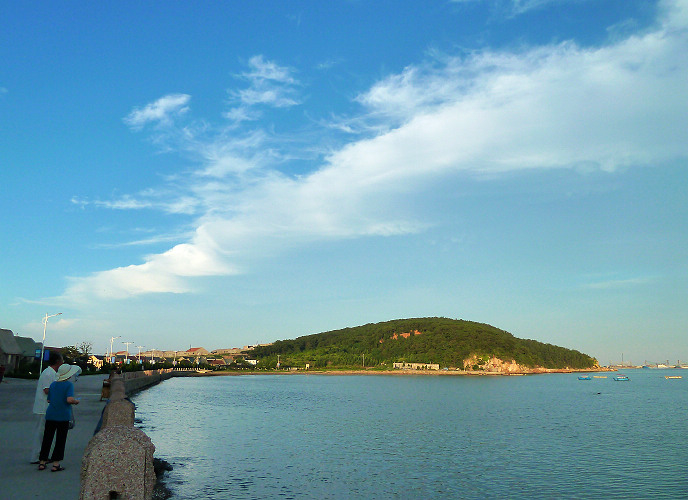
[{"x1": 0, "y1": 374, "x2": 108, "y2": 499}]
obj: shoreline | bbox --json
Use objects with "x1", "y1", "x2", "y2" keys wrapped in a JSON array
[{"x1": 203, "y1": 367, "x2": 612, "y2": 377}]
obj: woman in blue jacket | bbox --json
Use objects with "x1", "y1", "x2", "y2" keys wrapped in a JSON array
[{"x1": 38, "y1": 364, "x2": 81, "y2": 472}]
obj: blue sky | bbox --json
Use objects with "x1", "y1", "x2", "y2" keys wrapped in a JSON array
[{"x1": 2, "y1": 0, "x2": 686, "y2": 365}]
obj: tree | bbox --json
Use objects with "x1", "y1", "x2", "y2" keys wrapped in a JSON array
[
  {"x1": 61, "y1": 345, "x2": 81, "y2": 360},
  {"x1": 77, "y1": 341, "x2": 93, "y2": 357}
]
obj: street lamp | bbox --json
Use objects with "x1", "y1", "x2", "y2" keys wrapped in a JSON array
[
  {"x1": 136, "y1": 346, "x2": 145, "y2": 363},
  {"x1": 123, "y1": 341, "x2": 134, "y2": 364},
  {"x1": 108, "y1": 336, "x2": 121, "y2": 363},
  {"x1": 39, "y1": 313, "x2": 62, "y2": 373}
]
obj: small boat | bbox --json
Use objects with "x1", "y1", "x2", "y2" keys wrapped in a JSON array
[
  {"x1": 613, "y1": 375, "x2": 630, "y2": 381},
  {"x1": 593, "y1": 375, "x2": 607, "y2": 379},
  {"x1": 665, "y1": 375, "x2": 682, "y2": 379},
  {"x1": 578, "y1": 375, "x2": 592, "y2": 380}
]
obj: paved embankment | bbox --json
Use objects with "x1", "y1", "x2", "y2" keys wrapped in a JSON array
[{"x1": 0, "y1": 374, "x2": 108, "y2": 499}]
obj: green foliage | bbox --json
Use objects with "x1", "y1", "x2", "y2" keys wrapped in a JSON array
[
  {"x1": 60, "y1": 345, "x2": 81, "y2": 360},
  {"x1": 251, "y1": 317, "x2": 597, "y2": 369},
  {"x1": 76, "y1": 341, "x2": 93, "y2": 357}
]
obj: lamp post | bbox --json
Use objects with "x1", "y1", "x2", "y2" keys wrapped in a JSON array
[
  {"x1": 123, "y1": 341, "x2": 134, "y2": 364},
  {"x1": 39, "y1": 312, "x2": 62, "y2": 373},
  {"x1": 136, "y1": 346, "x2": 144, "y2": 363},
  {"x1": 108, "y1": 336, "x2": 121, "y2": 364}
]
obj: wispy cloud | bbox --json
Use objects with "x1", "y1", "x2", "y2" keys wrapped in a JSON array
[
  {"x1": 124, "y1": 93, "x2": 191, "y2": 129},
  {"x1": 72, "y1": 192, "x2": 200, "y2": 215},
  {"x1": 449, "y1": 0, "x2": 585, "y2": 16},
  {"x1": 583, "y1": 277, "x2": 652, "y2": 290},
  {"x1": 225, "y1": 55, "x2": 300, "y2": 123},
  {"x1": 59, "y1": 2, "x2": 688, "y2": 303},
  {"x1": 93, "y1": 233, "x2": 190, "y2": 249}
]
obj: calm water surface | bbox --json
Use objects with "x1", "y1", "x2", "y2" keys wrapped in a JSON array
[{"x1": 132, "y1": 371, "x2": 688, "y2": 499}]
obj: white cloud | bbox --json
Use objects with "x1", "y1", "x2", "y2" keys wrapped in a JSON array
[
  {"x1": 235, "y1": 88, "x2": 299, "y2": 108},
  {"x1": 124, "y1": 93, "x2": 191, "y2": 129},
  {"x1": 61, "y1": 235, "x2": 237, "y2": 303},
  {"x1": 61, "y1": 2, "x2": 688, "y2": 302},
  {"x1": 449, "y1": 0, "x2": 585, "y2": 16},
  {"x1": 243, "y1": 55, "x2": 296, "y2": 84},
  {"x1": 225, "y1": 56, "x2": 300, "y2": 123},
  {"x1": 583, "y1": 277, "x2": 651, "y2": 290},
  {"x1": 353, "y1": 11, "x2": 687, "y2": 174},
  {"x1": 72, "y1": 193, "x2": 200, "y2": 215}
]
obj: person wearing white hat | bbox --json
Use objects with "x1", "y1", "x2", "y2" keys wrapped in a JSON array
[
  {"x1": 30, "y1": 351, "x2": 63, "y2": 463},
  {"x1": 37, "y1": 364, "x2": 82, "y2": 472}
]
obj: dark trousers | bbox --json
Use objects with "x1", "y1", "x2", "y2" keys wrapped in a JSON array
[{"x1": 39, "y1": 420, "x2": 69, "y2": 462}]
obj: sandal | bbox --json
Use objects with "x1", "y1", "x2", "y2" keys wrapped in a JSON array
[
  {"x1": 51, "y1": 465, "x2": 65, "y2": 472},
  {"x1": 38, "y1": 464, "x2": 46, "y2": 470}
]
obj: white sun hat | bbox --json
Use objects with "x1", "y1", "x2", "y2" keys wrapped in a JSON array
[{"x1": 56, "y1": 364, "x2": 82, "y2": 382}]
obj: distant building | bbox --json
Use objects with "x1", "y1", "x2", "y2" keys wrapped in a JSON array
[
  {"x1": 88, "y1": 355, "x2": 104, "y2": 370},
  {"x1": 14, "y1": 336, "x2": 40, "y2": 361},
  {"x1": 0, "y1": 329, "x2": 44, "y2": 374},
  {"x1": 0, "y1": 329, "x2": 23, "y2": 374},
  {"x1": 393, "y1": 362, "x2": 440, "y2": 371},
  {"x1": 175, "y1": 347, "x2": 210, "y2": 358},
  {"x1": 212, "y1": 348, "x2": 244, "y2": 355}
]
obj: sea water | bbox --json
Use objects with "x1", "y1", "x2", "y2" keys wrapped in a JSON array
[{"x1": 132, "y1": 370, "x2": 688, "y2": 499}]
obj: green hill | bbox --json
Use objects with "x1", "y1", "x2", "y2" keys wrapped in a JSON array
[{"x1": 251, "y1": 317, "x2": 597, "y2": 370}]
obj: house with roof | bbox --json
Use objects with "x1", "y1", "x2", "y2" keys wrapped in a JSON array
[
  {"x1": 184, "y1": 347, "x2": 210, "y2": 357},
  {"x1": 88, "y1": 355, "x2": 104, "y2": 370},
  {"x1": 0, "y1": 329, "x2": 23, "y2": 374},
  {"x1": 14, "y1": 336, "x2": 39, "y2": 359}
]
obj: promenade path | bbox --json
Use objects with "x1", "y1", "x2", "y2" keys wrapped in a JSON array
[{"x1": 0, "y1": 373, "x2": 108, "y2": 499}]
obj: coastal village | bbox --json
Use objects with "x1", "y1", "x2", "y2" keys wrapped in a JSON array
[{"x1": 0, "y1": 327, "x2": 276, "y2": 376}]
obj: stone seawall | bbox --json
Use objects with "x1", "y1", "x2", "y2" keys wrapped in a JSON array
[
  {"x1": 80, "y1": 369, "x2": 173, "y2": 499},
  {"x1": 123, "y1": 368, "x2": 174, "y2": 395}
]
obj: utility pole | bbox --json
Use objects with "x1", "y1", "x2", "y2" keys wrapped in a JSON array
[
  {"x1": 123, "y1": 341, "x2": 134, "y2": 363},
  {"x1": 109, "y1": 336, "x2": 121, "y2": 363},
  {"x1": 39, "y1": 312, "x2": 62, "y2": 373},
  {"x1": 136, "y1": 345, "x2": 145, "y2": 363}
]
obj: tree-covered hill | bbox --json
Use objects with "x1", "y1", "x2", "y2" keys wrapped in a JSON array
[{"x1": 251, "y1": 317, "x2": 597, "y2": 370}]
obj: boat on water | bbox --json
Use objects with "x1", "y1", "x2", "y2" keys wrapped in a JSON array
[
  {"x1": 578, "y1": 375, "x2": 592, "y2": 380},
  {"x1": 593, "y1": 375, "x2": 607, "y2": 378},
  {"x1": 614, "y1": 375, "x2": 630, "y2": 381},
  {"x1": 665, "y1": 375, "x2": 682, "y2": 379}
]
